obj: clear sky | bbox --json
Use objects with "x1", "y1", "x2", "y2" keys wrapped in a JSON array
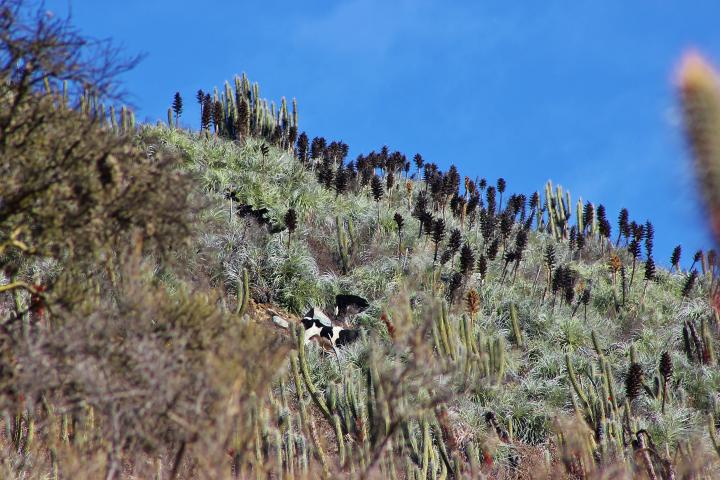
[{"x1": 46, "y1": 0, "x2": 720, "y2": 266}]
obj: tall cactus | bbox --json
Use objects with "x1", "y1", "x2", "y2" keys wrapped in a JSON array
[
  {"x1": 294, "y1": 328, "x2": 332, "y2": 422},
  {"x1": 336, "y1": 216, "x2": 350, "y2": 274},
  {"x1": 235, "y1": 268, "x2": 249, "y2": 317},
  {"x1": 509, "y1": 303, "x2": 524, "y2": 348},
  {"x1": 576, "y1": 198, "x2": 584, "y2": 233}
]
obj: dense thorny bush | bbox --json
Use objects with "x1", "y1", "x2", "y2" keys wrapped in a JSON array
[{"x1": 0, "y1": 2, "x2": 290, "y2": 478}]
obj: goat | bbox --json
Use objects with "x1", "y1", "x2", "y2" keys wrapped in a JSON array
[
  {"x1": 272, "y1": 295, "x2": 368, "y2": 352},
  {"x1": 301, "y1": 317, "x2": 361, "y2": 347},
  {"x1": 301, "y1": 316, "x2": 361, "y2": 370},
  {"x1": 299, "y1": 294, "x2": 368, "y2": 368}
]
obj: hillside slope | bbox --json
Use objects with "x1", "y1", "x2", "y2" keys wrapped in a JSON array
[
  {"x1": 6, "y1": 4, "x2": 720, "y2": 477},
  {"x1": 137, "y1": 115, "x2": 720, "y2": 478}
]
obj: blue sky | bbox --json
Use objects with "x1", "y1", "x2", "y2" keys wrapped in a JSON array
[{"x1": 47, "y1": 0, "x2": 720, "y2": 266}]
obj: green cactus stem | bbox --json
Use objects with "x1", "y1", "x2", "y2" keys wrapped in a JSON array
[
  {"x1": 510, "y1": 303, "x2": 524, "y2": 348},
  {"x1": 336, "y1": 216, "x2": 350, "y2": 274},
  {"x1": 566, "y1": 353, "x2": 592, "y2": 416},
  {"x1": 333, "y1": 414, "x2": 346, "y2": 465},
  {"x1": 295, "y1": 331, "x2": 332, "y2": 423},
  {"x1": 236, "y1": 268, "x2": 249, "y2": 317},
  {"x1": 710, "y1": 414, "x2": 720, "y2": 459},
  {"x1": 702, "y1": 316, "x2": 716, "y2": 364}
]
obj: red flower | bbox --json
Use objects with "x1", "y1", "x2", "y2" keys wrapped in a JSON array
[{"x1": 29, "y1": 284, "x2": 46, "y2": 319}]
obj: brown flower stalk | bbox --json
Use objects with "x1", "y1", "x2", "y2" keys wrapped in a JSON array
[
  {"x1": 678, "y1": 52, "x2": 720, "y2": 244},
  {"x1": 466, "y1": 290, "x2": 480, "y2": 319}
]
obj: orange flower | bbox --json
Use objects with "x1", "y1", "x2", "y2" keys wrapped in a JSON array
[{"x1": 380, "y1": 312, "x2": 396, "y2": 340}]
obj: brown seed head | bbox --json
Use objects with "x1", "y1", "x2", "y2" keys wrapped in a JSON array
[
  {"x1": 608, "y1": 253, "x2": 622, "y2": 273},
  {"x1": 659, "y1": 351, "x2": 673, "y2": 383},
  {"x1": 466, "y1": 290, "x2": 480, "y2": 317},
  {"x1": 625, "y1": 362, "x2": 644, "y2": 401}
]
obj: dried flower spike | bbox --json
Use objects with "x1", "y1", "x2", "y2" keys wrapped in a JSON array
[{"x1": 678, "y1": 52, "x2": 720, "y2": 243}]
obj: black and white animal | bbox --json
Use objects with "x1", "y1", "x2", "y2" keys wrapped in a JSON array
[
  {"x1": 334, "y1": 294, "x2": 370, "y2": 321},
  {"x1": 301, "y1": 314, "x2": 361, "y2": 370},
  {"x1": 267, "y1": 294, "x2": 368, "y2": 369},
  {"x1": 301, "y1": 294, "x2": 369, "y2": 350},
  {"x1": 301, "y1": 317, "x2": 361, "y2": 347}
]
